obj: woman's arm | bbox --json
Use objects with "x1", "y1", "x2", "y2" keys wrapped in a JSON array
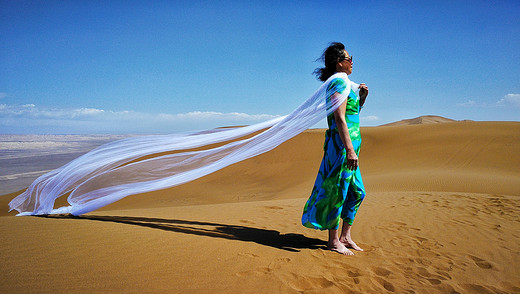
[{"x1": 332, "y1": 93, "x2": 358, "y2": 171}]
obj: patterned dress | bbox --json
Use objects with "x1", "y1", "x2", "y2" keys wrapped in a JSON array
[{"x1": 302, "y1": 77, "x2": 366, "y2": 230}]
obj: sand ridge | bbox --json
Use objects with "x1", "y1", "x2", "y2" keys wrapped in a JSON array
[{"x1": 381, "y1": 115, "x2": 457, "y2": 126}]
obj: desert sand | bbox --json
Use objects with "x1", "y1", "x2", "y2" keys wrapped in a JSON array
[{"x1": 1, "y1": 118, "x2": 519, "y2": 293}]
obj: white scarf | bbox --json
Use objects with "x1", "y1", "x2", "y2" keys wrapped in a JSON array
[{"x1": 9, "y1": 73, "x2": 358, "y2": 216}]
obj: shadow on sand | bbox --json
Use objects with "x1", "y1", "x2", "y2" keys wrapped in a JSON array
[{"x1": 38, "y1": 214, "x2": 326, "y2": 252}]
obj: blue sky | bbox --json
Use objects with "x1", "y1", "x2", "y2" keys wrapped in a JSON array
[{"x1": 1, "y1": 0, "x2": 519, "y2": 134}]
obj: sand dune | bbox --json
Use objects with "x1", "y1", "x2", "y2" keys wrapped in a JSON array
[
  {"x1": 1, "y1": 119, "x2": 519, "y2": 293},
  {"x1": 362, "y1": 121, "x2": 520, "y2": 196},
  {"x1": 382, "y1": 115, "x2": 457, "y2": 126}
]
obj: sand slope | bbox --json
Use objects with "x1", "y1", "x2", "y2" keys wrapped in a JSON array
[
  {"x1": 1, "y1": 119, "x2": 519, "y2": 293},
  {"x1": 361, "y1": 121, "x2": 520, "y2": 196}
]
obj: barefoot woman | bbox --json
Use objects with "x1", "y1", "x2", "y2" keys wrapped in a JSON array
[{"x1": 302, "y1": 42, "x2": 369, "y2": 255}]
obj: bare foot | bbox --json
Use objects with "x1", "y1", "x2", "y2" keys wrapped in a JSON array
[
  {"x1": 328, "y1": 240, "x2": 354, "y2": 256},
  {"x1": 340, "y1": 238, "x2": 364, "y2": 251}
]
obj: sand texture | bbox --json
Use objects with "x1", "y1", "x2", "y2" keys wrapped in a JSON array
[{"x1": 1, "y1": 119, "x2": 519, "y2": 293}]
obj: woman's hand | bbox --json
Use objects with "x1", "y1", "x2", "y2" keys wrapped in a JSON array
[
  {"x1": 359, "y1": 83, "x2": 368, "y2": 107},
  {"x1": 346, "y1": 149, "x2": 358, "y2": 170},
  {"x1": 359, "y1": 83, "x2": 368, "y2": 98}
]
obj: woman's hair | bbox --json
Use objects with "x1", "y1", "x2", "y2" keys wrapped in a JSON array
[{"x1": 313, "y1": 42, "x2": 347, "y2": 82}]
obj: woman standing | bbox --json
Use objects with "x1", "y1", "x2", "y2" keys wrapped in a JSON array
[{"x1": 302, "y1": 42, "x2": 369, "y2": 255}]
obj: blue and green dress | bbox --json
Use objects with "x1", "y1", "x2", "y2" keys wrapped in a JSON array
[{"x1": 302, "y1": 77, "x2": 366, "y2": 230}]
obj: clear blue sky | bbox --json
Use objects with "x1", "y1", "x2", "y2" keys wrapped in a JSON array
[{"x1": 1, "y1": 0, "x2": 519, "y2": 134}]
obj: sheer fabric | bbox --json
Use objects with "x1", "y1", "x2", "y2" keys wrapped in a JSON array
[{"x1": 9, "y1": 73, "x2": 359, "y2": 216}]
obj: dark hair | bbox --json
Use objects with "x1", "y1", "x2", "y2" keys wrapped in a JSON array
[{"x1": 313, "y1": 42, "x2": 347, "y2": 82}]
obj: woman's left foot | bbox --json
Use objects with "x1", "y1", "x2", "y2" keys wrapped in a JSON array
[
  {"x1": 340, "y1": 238, "x2": 363, "y2": 251},
  {"x1": 328, "y1": 240, "x2": 355, "y2": 256}
]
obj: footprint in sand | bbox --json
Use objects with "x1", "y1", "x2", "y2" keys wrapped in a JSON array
[
  {"x1": 416, "y1": 266, "x2": 448, "y2": 280},
  {"x1": 238, "y1": 252, "x2": 259, "y2": 258},
  {"x1": 416, "y1": 266, "x2": 432, "y2": 277},
  {"x1": 236, "y1": 266, "x2": 273, "y2": 277},
  {"x1": 461, "y1": 283, "x2": 498, "y2": 293},
  {"x1": 263, "y1": 206, "x2": 284, "y2": 210},
  {"x1": 373, "y1": 267, "x2": 392, "y2": 278},
  {"x1": 287, "y1": 276, "x2": 334, "y2": 292},
  {"x1": 468, "y1": 255, "x2": 493, "y2": 269},
  {"x1": 239, "y1": 219, "x2": 255, "y2": 225},
  {"x1": 435, "y1": 270, "x2": 452, "y2": 280},
  {"x1": 347, "y1": 270, "x2": 361, "y2": 278},
  {"x1": 374, "y1": 276, "x2": 395, "y2": 292},
  {"x1": 256, "y1": 267, "x2": 273, "y2": 274}
]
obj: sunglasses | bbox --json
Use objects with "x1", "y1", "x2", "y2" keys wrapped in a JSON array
[{"x1": 342, "y1": 56, "x2": 353, "y2": 63}]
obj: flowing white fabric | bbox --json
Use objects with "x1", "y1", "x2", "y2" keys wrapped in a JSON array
[{"x1": 9, "y1": 73, "x2": 359, "y2": 216}]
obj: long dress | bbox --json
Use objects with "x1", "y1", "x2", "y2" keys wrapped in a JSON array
[{"x1": 302, "y1": 76, "x2": 366, "y2": 230}]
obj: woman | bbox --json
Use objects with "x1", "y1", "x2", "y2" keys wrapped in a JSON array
[{"x1": 302, "y1": 42, "x2": 369, "y2": 256}]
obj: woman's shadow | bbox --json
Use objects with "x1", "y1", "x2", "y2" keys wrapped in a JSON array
[{"x1": 40, "y1": 214, "x2": 327, "y2": 252}]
